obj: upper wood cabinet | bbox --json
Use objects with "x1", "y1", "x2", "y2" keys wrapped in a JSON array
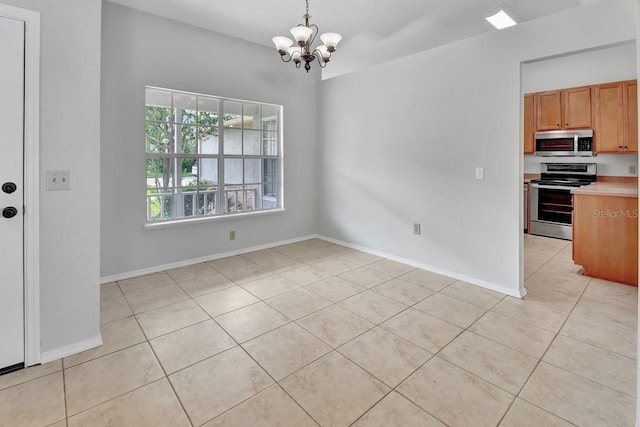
[
  {"x1": 594, "y1": 80, "x2": 637, "y2": 153},
  {"x1": 535, "y1": 87, "x2": 591, "y2": 131},
  {"x1": 564, "y1": 87, "x2": 592, "y2": 129},
  {"x1": 525, "y1": 79, "x2": 637, "y2": 155},
  {"x1": 535, "y1": 90, "x2": 562, "y2": 130},
  {"x1": 523, "y1": 94, "x2": 535, "y2": 154},
  {"x1": 594, "y1": 83, "x2": 624, "y2": 153},
  {"x1": 624, "y1": 80, "x2": 638, "y2": 153}
]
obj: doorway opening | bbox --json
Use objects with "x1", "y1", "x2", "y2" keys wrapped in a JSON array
[{"x1": 520, "y1": 41, "x2": 638, "y2": 301}]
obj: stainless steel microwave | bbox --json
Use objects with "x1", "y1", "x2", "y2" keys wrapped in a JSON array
[{"x1": 535, "y1": 129, "x2": 595, "y2": 157}]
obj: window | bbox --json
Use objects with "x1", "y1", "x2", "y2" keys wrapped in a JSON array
[{"x1": 145, "y1": 87, "x2": 282, "y2": 223}]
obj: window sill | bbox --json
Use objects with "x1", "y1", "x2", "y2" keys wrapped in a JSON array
[{"x1": 143, "y1": 208, "x2": 286, "y2": 230}]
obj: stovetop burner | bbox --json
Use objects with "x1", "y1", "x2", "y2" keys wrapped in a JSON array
[
  {"x1": 533, "y1": 163, "x2": 598, "y2": 188},
  {"x1": 532, "y1": 179, "x2": 593, "y2": 187}
]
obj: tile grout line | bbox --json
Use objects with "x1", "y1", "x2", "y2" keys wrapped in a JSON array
[
  {"x1": 168, "y1": 270, "x2": 320, "y2": 427},
  {"x1": 494, "y1": 241, "x2": 595, "y2": 427},
  {"x1": 189, "y1": 256, "x2": 430, "y2": 426},
  {"x1": 334, "y1": 281, "x2": 486, "y2": 426},
  {"x1": 190, "y1": 265, "x2": 326, "y2": 427},
  {"x1": 217, "y1": 344, "x2": 323, "y2": 427},
  {"x1": 141, "y1": 322, "x2": 196, "y2": 427},
  {"x1": 68, "y1": 312, "x2": 195, "y2": 425},
  {"x1": 349, "y1": 244, "x2": 579, "y2": 426},
  {"x1": 50, "y1": 237, "x2": 634, "y2": 426},
  {"x1": 62, "y1": 364, "x2": 69, "y2": 427}
]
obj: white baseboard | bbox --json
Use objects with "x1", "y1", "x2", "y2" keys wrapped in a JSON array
[
  {"x1": 40, "y1": 334, "x2": 103, "y2": 364},
  {"x1": 317, "y1": 235, "x2": 525, "y2": 299},
  {"x1": 100, "y1": 232, "x2": 524, "y2": 299},
  {"x1": 100, "y1": 234, "x2": 319, "y2": 284}
]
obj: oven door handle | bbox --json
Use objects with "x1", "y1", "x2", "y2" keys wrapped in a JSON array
[{"x1": 530, "y1": 183, "x2": 576, "y2": 191}]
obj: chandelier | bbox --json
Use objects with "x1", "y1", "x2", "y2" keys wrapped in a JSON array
[{"x1": 272, "y1": 0, "x2": 342, "y2": 73}]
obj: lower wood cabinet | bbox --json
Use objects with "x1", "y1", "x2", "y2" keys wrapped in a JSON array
[{"x1": 573, "y1": 194, "x2": 638, "y2": 286}]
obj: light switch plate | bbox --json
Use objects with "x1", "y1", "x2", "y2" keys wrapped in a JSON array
[
  {"x1": 475, "y1": 167, "x2": 485, "y2": 180},
  {"x1": 46, "y1": 170, "x2": 71, "y2": 190}
]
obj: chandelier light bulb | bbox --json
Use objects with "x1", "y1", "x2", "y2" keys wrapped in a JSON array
[
  {"x1": 287, "y1": 47, "x2": 302, "y2": 63},
  {"x1": 320, "y1": 33, "x2": 342, "y2": 51},
  {"x1": 290, "y1": 26, "x2": 313, "y2": 44},
  {"x1": 316, "y1": 45, "x2": 331, "y2": 60},
  {"x1": 272, "y1": 36, "x2": 293, "y2": 53}
]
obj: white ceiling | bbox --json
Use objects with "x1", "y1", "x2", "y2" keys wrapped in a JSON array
[{"x1": 108, "y1": 0, "x2": 603, "y2": 79}]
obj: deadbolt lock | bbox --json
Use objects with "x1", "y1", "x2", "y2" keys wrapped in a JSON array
[
  {"x1": 2, "y1": 182, "x2": 17, "y2": 194},
  {"x1": 2, "y1": 207, "x2": 18, "y2": 219}
]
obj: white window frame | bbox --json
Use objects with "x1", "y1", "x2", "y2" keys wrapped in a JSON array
[{"x1": 144, "y1": 87, "x2": 284, "y2": 226}]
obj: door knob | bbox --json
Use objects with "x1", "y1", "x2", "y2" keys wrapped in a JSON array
[
  {"x1": 2, "y1": 207, "x2": 17, "y2": 218},
  {"x1": 2, "y1": 182, "x2": 16, "y2": 194}
]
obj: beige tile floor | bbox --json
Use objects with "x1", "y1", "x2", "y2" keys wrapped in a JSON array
[{"x1": 1, "y1": 236, "x2": 637, "y2": 426}]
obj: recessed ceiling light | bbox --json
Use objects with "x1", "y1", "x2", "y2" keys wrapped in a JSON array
[{"x1": 486, "y1": 10, "x2": 517, "y2": 30}]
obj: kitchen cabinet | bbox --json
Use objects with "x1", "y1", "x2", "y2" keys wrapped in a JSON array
[
  {"x1": 525, "y1": 79, "x2": 637, "y2": 155},
  {"x1": 535, "y1": 87, "x2": 591, "y2": 131},
  {"x1": 564, "y1": 87, "x2": 592, "y2": 129},
  {"x1": 624, "y1": 80, "x2": 638, "y2": 153},
  {"x1": 594, "y1": 80, "x2": 637, "y2": 153},
  {"x1": 573, "y1": 187, "x2": 638, "y2": 286},
  {"x1": 523, "y1": 94, "x2": 535, "y2": 154},
  {"x1": 535, "y1": 90, "x2": 562, "y2": 130},
  {"x1": 594, "y1": 83, "x2": 624, "y2": 153}
]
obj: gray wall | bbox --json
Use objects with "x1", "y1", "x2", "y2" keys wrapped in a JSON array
[
  {"x1": 2, "y1": 0, "x2": 102, "y2": 357},
  {"x1": 317, "y1": 0, "x2": 636, "y2": 297},
  {"x1": 100, "y1": 3, "x2": 319, "y2": 278},
  {"x1": 522, "y1": 42, "x2": 638, "y2": 176}
]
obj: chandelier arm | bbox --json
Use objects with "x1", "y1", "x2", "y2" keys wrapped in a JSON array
[
  {"x1": 311, "y1": 46, "x2": 332, "y2": 66},
  {"x1": 308, "y1": 24, "x2": 319, "y2": 49},
  {"x1": 312, "y1": 53, "x2": 328, "y2": 68},
  {"x1": 311, "y1": 47, "x2": 332, "y2": 59},
  {"x1": 279, "y1": 52, "x2": 294, "y2": 63}
]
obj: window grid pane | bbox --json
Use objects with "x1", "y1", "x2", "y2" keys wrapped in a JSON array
[{"x1": 146, "y1": 87, "x2": 281, "y2": 223}]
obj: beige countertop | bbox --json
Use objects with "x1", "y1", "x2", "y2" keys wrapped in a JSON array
[
  {"x1": 571, "y1": 182, "x2": 639, "y2": 198},
  {"x1": 523, "y1": 173, "x2": 539, "y2": 184}
]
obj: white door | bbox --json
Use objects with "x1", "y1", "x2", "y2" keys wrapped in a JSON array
[{"x1": 0, "y1": 16, "x2": 25, "y2": 372}]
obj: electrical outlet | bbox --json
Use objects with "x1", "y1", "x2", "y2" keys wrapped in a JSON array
[
  {"x1": 46, "y1": 170, "x2": 71, "y2": 190},
  {"x1": 629, "y1": 165, "x2": 637, "y2": 175},
  {"x1": 229, "y1": 230, "x2": 236, "y2": 241},
  {"x1": 475, "y1": 167, "x2": 485, "y2": 180},
  {"x1": 413, "y1": 223, "x2": 421, "y2": 235}
]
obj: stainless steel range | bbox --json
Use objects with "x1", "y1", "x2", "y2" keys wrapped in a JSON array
[{"x1": 529, "y1": 163, "x2": 597, "y2": 240}]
